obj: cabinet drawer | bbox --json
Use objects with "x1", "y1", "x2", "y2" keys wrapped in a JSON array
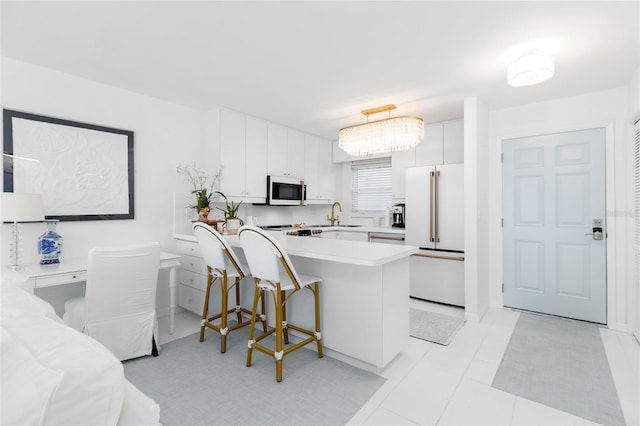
[
  {"x1": 178, "y1": 284, "x2": 205, "y2": 315},
  {"x1": 369, "y1": 233, "x2": 406, "y2": 245},
  {"x1": 180, "y1": 255, "x2": 208, "y2": 275},
  {"x1": 176, "y1": 239, "x2": 202, "y2": 257},
  {"x1": 179, "y1": 269, "x2": 208, "y2": 292},
  {"x1": 34, "y1": 271, "x2": 87, "y2": 288}
]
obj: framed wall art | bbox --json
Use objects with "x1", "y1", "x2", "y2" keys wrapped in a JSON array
[{"x1": 3, "y1": 109, "x2": 134, "y2": 221}]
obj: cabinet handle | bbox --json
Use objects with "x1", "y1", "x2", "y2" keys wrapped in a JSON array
[
  {"x1": 429, "y1": 171, "x2": 435, "y2": 243},
  {"x1": 412, "y1": 252, "x2": 464, "y2": 262},
  {"x1": 370, "y1": 235, "x2": 405, "y2": 241},
  {"x1": 434, "y1": 170, "x2": 440, "y2": 243}
]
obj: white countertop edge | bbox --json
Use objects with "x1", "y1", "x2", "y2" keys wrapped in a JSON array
[{"x1": 173, "y1": 233, "x2": 417, "y2": 266}]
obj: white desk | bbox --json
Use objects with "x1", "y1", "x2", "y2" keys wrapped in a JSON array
[{"x1": 4, "y1": 251, "x2": 182, "y2": 334}]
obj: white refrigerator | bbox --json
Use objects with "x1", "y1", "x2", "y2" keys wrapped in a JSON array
[{"x1": 405, "y1": 165, "x2": 465, "y2": 306}]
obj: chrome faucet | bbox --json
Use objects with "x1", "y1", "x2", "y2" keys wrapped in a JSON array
[{"x1": 327, "y1": 201, "x2": 342, "y2": 226}]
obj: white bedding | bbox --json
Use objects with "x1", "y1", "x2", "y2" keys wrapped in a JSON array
[{"x1": 1, "y1": 281, "x2": 160, "y2": 426}]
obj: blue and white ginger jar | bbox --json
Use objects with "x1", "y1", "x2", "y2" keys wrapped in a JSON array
[{"x1": 39, "y1": 220, "x2": 63, "y2": 265}]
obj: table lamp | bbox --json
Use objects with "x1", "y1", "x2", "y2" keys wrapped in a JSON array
[{"x1": 2, "y1": 192, "x2": 45, "y2": 270}]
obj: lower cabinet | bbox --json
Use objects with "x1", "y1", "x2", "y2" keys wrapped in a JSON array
[
  {"x1": 175, "y1": 238, "x2": 254, "y2": 316},
  {"x1": 368, "y1": 232, "x2": 406, "y2": 245},
  {"x1": 175, "y1": 240, "x2": 208, "y2": 315},
  {"x1": 320, "y1": 230, "x2": 369, "y2": 242}
]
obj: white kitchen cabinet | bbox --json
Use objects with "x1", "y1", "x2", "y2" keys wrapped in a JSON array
[
  {"x1": 321, "y1": 230, "x2": 369, "y2": 242},
  {"x1": 443, "y1": 119, "x2": 464, "y2": 164},
  {"x1": 219, "y1": 110, "x2": 268, "y2": 202},
  {"x1": 175, "y1": 238, "x2": 255, "y2": 316},
  {"x1": 305, "y1": 135, "x2": 337, "y2": 203},
  {"x1": 389, "y1": 119, "x2": 463, "y2": 201},
  {"x1": 415, "y1": 122, "x2": 444, "y2": 166},
  {"x1": 415, "y1": 119, "x2": 463, "y2": 166},
  {"x1": 267, "y1": 124, "x2": 305, "y2": 178},
  {"x1": 175, "y1": 239, "x2": 208, "y2": 315},
  {"x1": 368, "y1": 232, "x2": 406, "y2": 245},
  {"x1": 391, "y1": 148, "x2": 415, "y2": 200}
]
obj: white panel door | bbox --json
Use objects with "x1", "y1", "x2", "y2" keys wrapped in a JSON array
[{"x1": 503, "y1": 128, "x2": 606, "y2": 324}]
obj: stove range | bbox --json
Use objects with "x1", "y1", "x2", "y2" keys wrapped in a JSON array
[{"x1": 259, "y1": 224, "x2": 295, "y2": 230}]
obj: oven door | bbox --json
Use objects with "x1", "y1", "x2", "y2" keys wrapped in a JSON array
[{"x1": 267, "y1": 176, "x2": 306, "y2": 205}]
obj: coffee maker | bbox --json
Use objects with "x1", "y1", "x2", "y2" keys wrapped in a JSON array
[{"x1": 391, "y1": 203, "x2": 405, "y2": 228}]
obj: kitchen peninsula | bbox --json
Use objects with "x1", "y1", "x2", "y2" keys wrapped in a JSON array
[{"x1": 174, "y1": 231, "x2": 418, "y2": 372}]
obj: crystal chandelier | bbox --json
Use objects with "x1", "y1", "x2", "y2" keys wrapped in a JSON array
[{"x1": 338, "y1": 104, "x2": 424, "y2": 156}]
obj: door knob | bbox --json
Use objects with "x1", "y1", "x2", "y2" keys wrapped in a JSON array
[
  {"x1": 584, "y1": 229, "x2": 603, "y2": 240},
  {"x1": 584, "y1": 219, "x2": 604, "y2": 240}
]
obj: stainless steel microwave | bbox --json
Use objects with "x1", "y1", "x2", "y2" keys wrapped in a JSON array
[{"x1": 267, "y1": 176, "x2": 306, "y2": 206}]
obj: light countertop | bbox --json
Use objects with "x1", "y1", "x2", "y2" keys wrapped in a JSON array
[
  {"x1": 317, "y1": 225, "x2": 405, "y2": 234},
  {"x1": 174, "y1": 232, "x2": 417, "y2": 267}
]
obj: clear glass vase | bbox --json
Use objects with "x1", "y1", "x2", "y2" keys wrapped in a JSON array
[{"x1": 39, "y1": 220, "x2": 63, "y2": 265}]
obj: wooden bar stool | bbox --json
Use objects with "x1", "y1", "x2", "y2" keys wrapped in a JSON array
[
  {"x1": 192, "y1": 222, "x2": 265, "y2": 353},
  {"x1": 238, "y1": 225, "x2": 323, "y2": 382}
]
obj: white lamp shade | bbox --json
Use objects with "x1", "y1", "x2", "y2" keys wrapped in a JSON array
[
  {"x1": 508, "y1": 51, "x2": 555, "y2": 87},
  {"x1": 1, "y1": 193, "x2": 45, "y2": 222}
]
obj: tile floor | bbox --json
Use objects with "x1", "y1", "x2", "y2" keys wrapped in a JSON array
[{"x1": 157, "y1": 299, "x2": 640, "y2": 426}]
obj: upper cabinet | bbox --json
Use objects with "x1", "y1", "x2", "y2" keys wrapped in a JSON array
[
  {"x1": 305, "y1": 135, "x2": 337, "y2": 203},
  {"x1": 392, "y1": 118, "x2": 463, "y2": 201},
  {"x1": 267, "y1": 124, "x2": 305, "y2": 178},
  {"x1": 219, "y1": 110, "x2": 268, "y2": 202},
  {"x1": 415, "y1": 119, "x2": 463, "y2": 166},
  {"x1": 442, "y1": 119, "x2": 464, "y2": 164},
  {"x1": 391, "y1": 148, "x2": 414, "y2": 200},
  {"x1": 213, "y1": 108, "x2": 337, "y2": 204}
]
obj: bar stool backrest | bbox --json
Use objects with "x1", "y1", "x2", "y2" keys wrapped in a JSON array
[
  {"x1": 192, "y1": 222, "x2": 246, "y2": 278},
  {"x1": 238, "y1": 225, "x2": 302, "y2": 290}
]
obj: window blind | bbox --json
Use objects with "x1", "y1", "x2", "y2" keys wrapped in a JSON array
[
  {"x1": 351, "y1": 157, "x2": 392, "y2": 213},
  {"x1": 634, "y1": 119, "x2": 640, "y2": 301}
]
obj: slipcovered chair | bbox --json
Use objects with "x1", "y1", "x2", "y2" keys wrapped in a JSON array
[
  {"x1": 237, "y1": 225, "x2": 323, "y2": 382},
  {"x1": 192, "y1": 222, "x2": 266, "y2": 353},
  {"x1": 63, "y1": 242, "x2": 161, "y2": 361}
]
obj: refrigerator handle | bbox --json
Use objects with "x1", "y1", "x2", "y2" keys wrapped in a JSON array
[
  {"x1": 429, "y1": 171, "x2": 435, "y2": 242},
  {"x1": 435, "y1": 170, "x2": 440, "y2": 243}
]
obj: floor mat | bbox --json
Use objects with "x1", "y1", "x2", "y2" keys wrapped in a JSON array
[
  {"x1": 409, "y1": 308, "x2": 465, "y2": 345},
  {"x1": 492, "y1": 313, "x2": 625, "y2": 425}
]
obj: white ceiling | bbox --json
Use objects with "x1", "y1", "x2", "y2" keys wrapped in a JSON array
[{"x1": 2, "y1": 1, "x2": 639, "y2": 141}]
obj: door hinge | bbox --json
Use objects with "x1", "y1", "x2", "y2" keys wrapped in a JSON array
[
  {"x1": 501, "y1": 153, "x2": 503, "y2": 163},
  {"x1": 501, "y1": 218, "x2": 504, "y2": 227},
  {"x1": 502, "y1": 283, "x2": 504, "y2": 293}
]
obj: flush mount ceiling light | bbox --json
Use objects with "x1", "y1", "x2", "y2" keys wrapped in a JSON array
[
  {"x1": 507, "y1": 50, "x2": 555, "y2": 87},
  {"x1": 338, "y1": 104, "x2": 424, "y2": 156}
]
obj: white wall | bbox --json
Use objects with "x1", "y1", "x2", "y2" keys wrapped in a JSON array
[
  {"x1": 487, "y1": 87, "x2": 632, "y2": 331},
  {"x1": 1, "y1": 57, "x2": 203, "y2": 314},
  {"x1": 463, "y1": 97, "x2": 491, "y2": 323}
]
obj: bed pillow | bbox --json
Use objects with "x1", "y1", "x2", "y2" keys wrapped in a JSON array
[{"x1": 1, "y1": 326, "x2": 63, "y2": 426}]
